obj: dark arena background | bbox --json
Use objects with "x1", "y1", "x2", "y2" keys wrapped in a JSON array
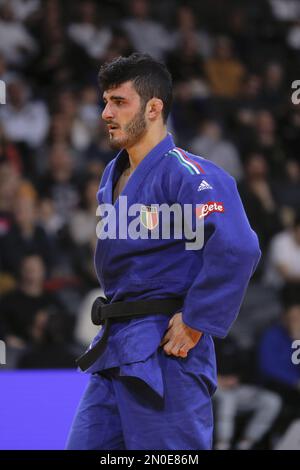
[{"x1": 0, "y1": 0, "x2": 300, "y2": 452}]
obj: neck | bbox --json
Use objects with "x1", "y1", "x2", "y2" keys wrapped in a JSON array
[{"x1": 126, "y1": 126, "x2": 168, "y2": 170}]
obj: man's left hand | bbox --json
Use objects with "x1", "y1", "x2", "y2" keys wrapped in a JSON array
[{"x1": 159, "y1": 312, "x2": 203, "y2": 358}]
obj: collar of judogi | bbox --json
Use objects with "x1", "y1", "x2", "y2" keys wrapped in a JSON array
[{"x1": 103, "y1": 132, "x2": 175, "y2": 205}]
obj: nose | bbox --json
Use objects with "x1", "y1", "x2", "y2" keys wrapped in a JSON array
[{"x1": 102, "y1": 102, "x2": 114, "y2": 121}]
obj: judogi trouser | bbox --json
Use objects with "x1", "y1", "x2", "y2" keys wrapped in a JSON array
[{"x1": 66, "y1": 344, "x2": 214, "y2": 450}]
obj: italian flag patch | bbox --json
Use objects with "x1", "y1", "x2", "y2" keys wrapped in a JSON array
[{"x1": 140, "y1": 205, "x2": 159, "y2": 230}]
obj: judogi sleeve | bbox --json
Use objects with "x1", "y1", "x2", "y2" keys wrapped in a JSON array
[{"x1": 174, "y1": 164, "x2": 261, "y2": 338}]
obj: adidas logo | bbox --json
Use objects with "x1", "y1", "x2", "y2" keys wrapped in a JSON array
[{"x1": 197, "y1": 180, "x2": 213, "y2": 191}]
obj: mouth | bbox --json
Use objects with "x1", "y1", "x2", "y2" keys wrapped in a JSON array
[{"x1": 107, "y1": 124, "x2": 119, "y2": 131}]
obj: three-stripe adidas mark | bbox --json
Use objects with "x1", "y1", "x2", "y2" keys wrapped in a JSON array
[{"x1": 197, "y1": 180, "x2": 213, "y2": 191}]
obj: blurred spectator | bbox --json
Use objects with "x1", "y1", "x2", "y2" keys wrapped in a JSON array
[
  {"x1": 78, "y1": 86, "x2": 100, "y2": 138},
  {"x1": 72, "y1": 235, "x2": 98, "y2": 292},
  {"x1": 204, "y1": 36, "x2": 245, "y2": 98},
  {"x1": 86, "y1": 119, "x2": 119, "y2": 167},
  {"x1": 38, "y1": 143, "x2": 80, "y2": 224},
  {"x1": 0, "y1": 186, "x2": 56, "y2": 276},
  {"x1": 227, "y1": 7, "x2": 255, "y2": 63},
  {"x1": 233, "y1": 75, "x2": 264, "y2": 156},
  {"x1": 65, "y1": 176, "x2": 99, "y2": 291},
  {"x1": 260, "y1": 62, "x2": 287, "y2": 117},
  {"x1": 236, "y1": 74, "x2": 264, "y2": 117},
  {"x1": 282, "y1": 107, "x2": 300, "y2": 162},
  {"x1": 230, "y1": 282, "x2": 282, "y2": 351},
  {"x1": 253, "y1": 110, "x2": 286, "y2": 179},
  {"x1": 171, "y1": 81, "x2": 204, "y2": 144},
  {"x1": 264, "y1": 215, "x2": 300, "y2": 287},
  {"x1": 53, "y1": 89, "x2": 94, "y2": 155},
  {"x1": 17, "y1": 310, "x2": 77, "y2": 369},
  {"x1": 0, "y1": 162, "x2": 20, "y2": 293},
  {"x1": 68, "y1": 0, "x2": 112, "y2": 60},
  {"x1": 30, "y1": 1, "x2": 91, "y2": 94},
  {"x1": 191, "y1": 120, "x2": 243, "y2": 181},
  {"x1": 0, "y1": 162, "x2": 19, "y2": 236},
  {"x1": 38, "y1": 197, "x2": 64, "y2": 237},
  {"x1": 239, "y1": 152, "x2": 282, "y2": 254},
  {"x1": 0, "y1": 2, "x2": 37, "y2": 66},
  {"x1": 214, "y1": 335, "x2": 281, "y2": 450},
  {"x1": 269, "y1": 0, "x2": 300, "y2": 21},
  {"x1": 68, "y1": 176, "x2": 98, "y2": 246},
  {"x1": 0, "y1": 76, "x2": 49, "y2": 154},
  {"x1": 34, "y1": 113, "x2": 73, "y2": 177},
  {"x1": 0, "y1": 126, "x2": 23, "y2": 173},
  {"x1": 172, "y1": 5, "x2": 213, "y2": 59},
  {"x1": 273, "y1": 159, "x2": 300, "y2": 215},
  {"x1": 287, "y1": 20, "x2": 300, "y2": 50},
  {"x1": 166, "y1": 30, "x2": 206, "y2": 86},
  {"x1": 122, "y1": 0, "x2": 173, "y2": 60},
  {"x1": 258, "y1": 288, "x2": 300, "y2": 426},
  {"x1": 0, "y1": 51, "x2": 9, "y2": 82},
  {"x1": 0, "y1": 0, "x2": 40, "y2": 22},
  {"x1": 102, "y1": 27, "x2": 133, "y2": 63},
  {"x1": 0, "y1": 254, "x2": 63, "y2": 350},
  {"x1": 47, "y1": 113, "x2": 72, "y2": 147}
]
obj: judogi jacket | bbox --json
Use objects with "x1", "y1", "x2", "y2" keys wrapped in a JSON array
[{"x1": 84, "y1": 133, "x2": 261, "y2": 397}]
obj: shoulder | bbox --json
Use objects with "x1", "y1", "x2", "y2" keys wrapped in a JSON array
[
  {"x1": 162, "y1": 146, "x2": 236, "y2": 195},
  {"x1": 163, "y1": 147, "x2": 233, "y2": 179}
]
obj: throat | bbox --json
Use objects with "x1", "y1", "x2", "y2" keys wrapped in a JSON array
[{"x1": 113, "y1": 164, "x2": 132, "y2": 203}]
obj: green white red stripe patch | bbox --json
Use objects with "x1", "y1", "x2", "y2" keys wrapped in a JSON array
[{"x1": 168, "y1": 148, "x2": 205, "y2": 175}]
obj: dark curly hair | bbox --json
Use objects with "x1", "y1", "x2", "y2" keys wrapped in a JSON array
[{"x1": 98, "y1": 53, "x2": 173, "y2": 123}]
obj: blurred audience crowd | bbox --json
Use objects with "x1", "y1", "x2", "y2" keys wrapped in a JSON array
[{"x1": 0, "y1": 0, "x2": 299, "y2": 449}]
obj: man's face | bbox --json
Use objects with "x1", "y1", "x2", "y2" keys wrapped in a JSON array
[
  {"x1": 21, "y1": 256, "x2": 45, "y2": 287},
  {"x1": 102, "y1": 81, "x2": 147, "y2": 150}
]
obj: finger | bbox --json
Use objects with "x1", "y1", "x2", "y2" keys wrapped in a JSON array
[
  {"x1": 178, "y1": 345, "x2": 189, "y2": 358},
  {"x1": 163, "y1": 339, "x2": 177, "y2": 355},
  {"x1": 165, "y1": 341, "x2": 185, "y2": 357},
  {"x1": 171, "y1": 346, "x2": 183, "y2": 357},
  {"x1": 159, "y1": 330, "x2": 172, "y2": 346},
  {"x1": 168, "y1": 316, "x2": 175, "y2": 328},
  {"x1": 171, "y1": 342, "x2": 189, "y2": 357}
]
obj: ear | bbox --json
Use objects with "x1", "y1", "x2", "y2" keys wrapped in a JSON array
[{"x1": 146, "y1": 98, "x2": 164, "y2": 121}]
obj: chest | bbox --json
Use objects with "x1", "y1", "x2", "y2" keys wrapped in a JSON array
[{"x1": 113, "y1": 168, "x2": 132, "y2": 204}]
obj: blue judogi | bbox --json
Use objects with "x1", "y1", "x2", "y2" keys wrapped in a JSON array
[{"x1": 66, "y1": 133, "x2": 261, "y2": 450}]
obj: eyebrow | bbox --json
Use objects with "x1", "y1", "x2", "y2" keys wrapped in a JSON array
[{"x1": 103, "y1": 95, "x2": 126, "y2": 103}]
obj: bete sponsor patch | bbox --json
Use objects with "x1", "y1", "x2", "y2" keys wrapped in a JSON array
[{"x1": 196, "y1": 201, "x2": 225, "y2": 219}]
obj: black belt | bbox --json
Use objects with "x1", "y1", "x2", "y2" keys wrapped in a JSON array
[{"x1": 76, "y1": 297, "x2": 183, "y2": 371}]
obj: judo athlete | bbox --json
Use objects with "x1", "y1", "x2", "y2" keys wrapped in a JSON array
[{"x1": 66, "y1": 53, "x2": 261, "y2": 450}]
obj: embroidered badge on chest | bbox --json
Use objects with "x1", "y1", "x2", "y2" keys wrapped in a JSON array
[{"x1": 140, "y1": 205, "x2": 159, "y2": 230}]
